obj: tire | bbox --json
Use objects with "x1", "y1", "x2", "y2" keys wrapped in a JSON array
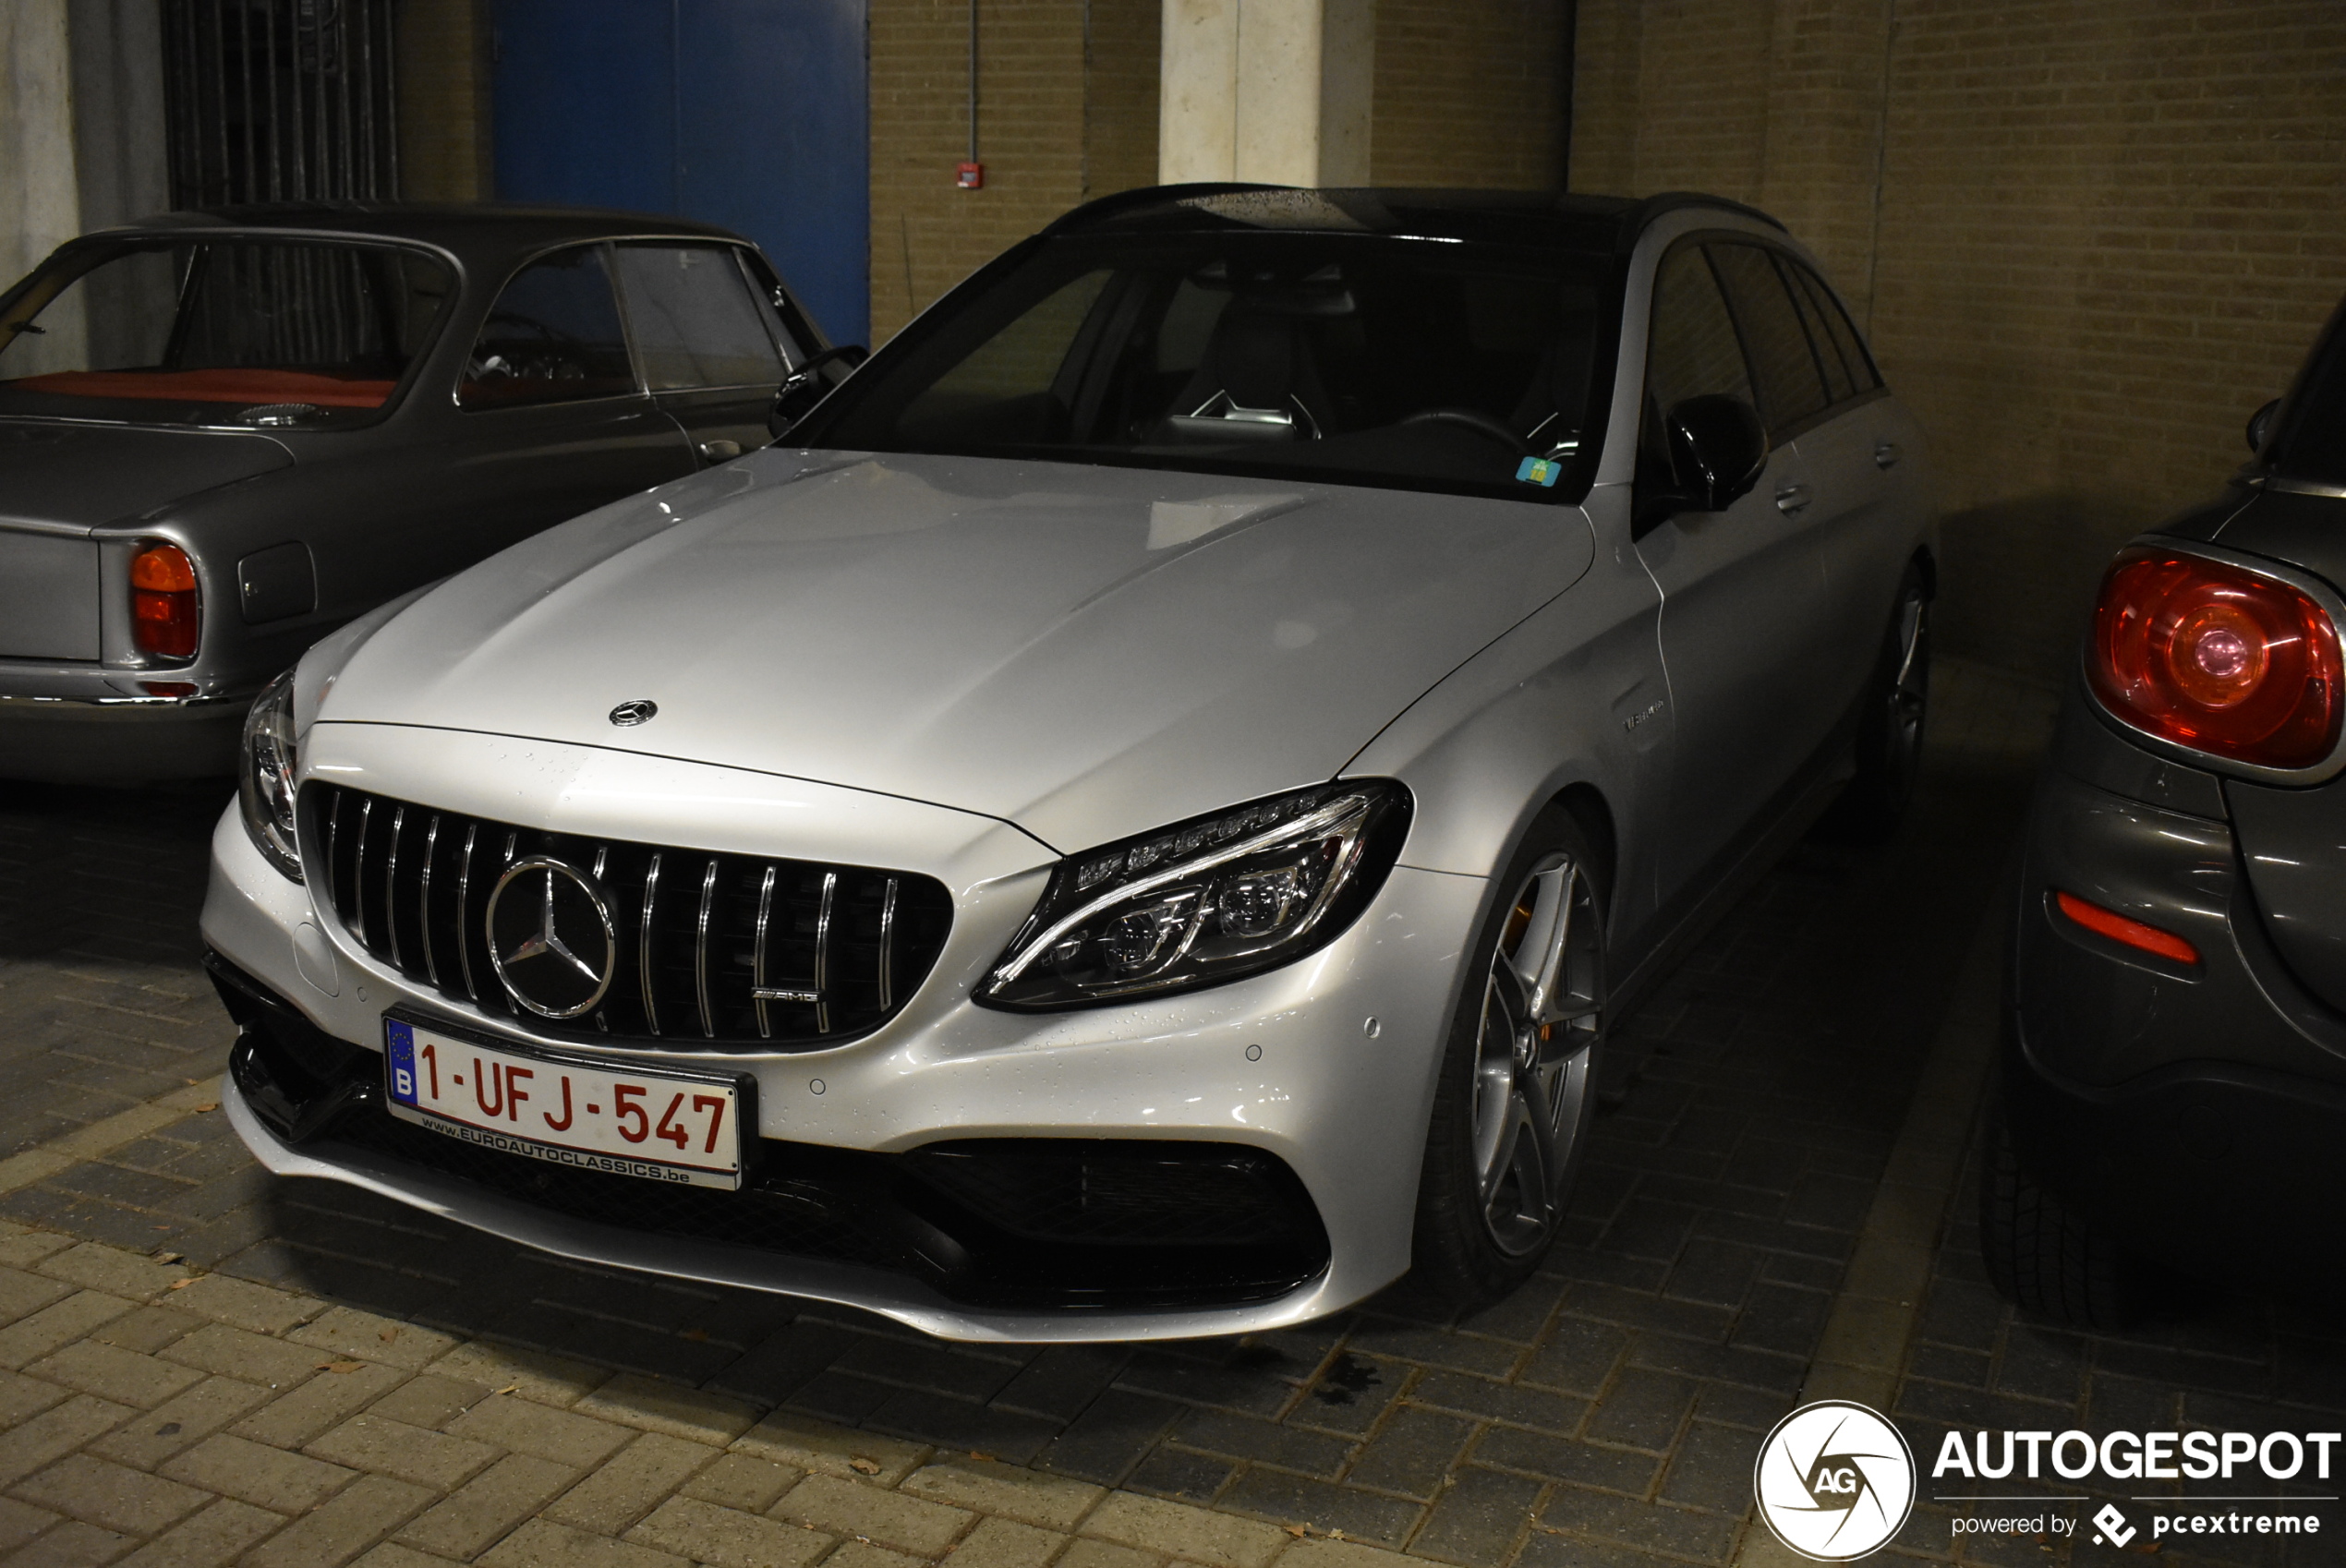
[
  {"x1": 1824, "y1": 560, "x2": 1931, "y2": 843},
  {"x1": 1412, "y1": 806, "x2": 1606, "y2": 1305},
  {"x1": 1978, "y1": 1098, "x2": 2141, "y2": 1329}
]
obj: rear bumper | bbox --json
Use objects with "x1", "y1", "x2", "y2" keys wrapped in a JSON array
[
  {"x1": 0, "y1": 691, "x2": 246, "y2": 782},
  {"x1": 2001, "y1": 1013, "x2": 2346, "y2": 1295}
]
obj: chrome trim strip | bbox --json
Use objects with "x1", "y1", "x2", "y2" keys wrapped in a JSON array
[
  {"x1": 456, "y1": 824, "x2": 479, "y2": 1002},
  {"x1": 418, "y1": 814, "x2": 441, "y2": 987},
  {"x1": 695, "y1": 858, "x2": 720, "y2": 1039},
  {"x1": 383, "y1": 807, "x2": 406, "y2": 969},
  {"x1": 814, "y1": 870, "x2": 837, "y2": 1033},
  {"x1": 877, "y1": 877, "x2": 900, "y2": 1011},
  {"x1": 593, "y1": 845, "x2": 611, "y2": 1033},
  {"x1": 351, "y1": 799, "x2": 373, "y2": 950},
  {"x1": 752, "y1": 865, "x2": 777, "y2": 1040},
  {"x1": 2267, "y1": 476, "x2": 2346, "y2": 501},
  {"x1": 326, "y1": 790, "x2": 346, "y2": 911},
  {"x1": 639, "y1": 852, "x2": 663, "y2": 1036}
]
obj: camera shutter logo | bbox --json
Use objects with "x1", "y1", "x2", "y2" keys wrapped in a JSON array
[{"x1": 1753, "y1": 1400, "x2": 1917, "y2": 1561}]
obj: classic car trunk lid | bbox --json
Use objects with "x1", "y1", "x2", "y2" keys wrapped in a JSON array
[{"x1": 2208, "y1": 488, "x2": 2346, "y2": 1012}]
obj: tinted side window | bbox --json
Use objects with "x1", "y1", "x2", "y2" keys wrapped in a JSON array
[
  {"x1": 1707, "y1": 243, "x2": 1828, "y2": 435},
  {"x1": 460, "y1": 247, "x2": 635, "y2": 409},
  {"x1": 1789, "y1": 261, "x2": 1880, "y2": 395},
  {"x1": 1781, "y1": 263, "x2": 1855, "y2": 404},
  {"x1": 1646, "y1": 245, "x2": 1753, "y2": 416},
  {"x1": 612, "y1": 245, "x2": 787, "y2": 391}
]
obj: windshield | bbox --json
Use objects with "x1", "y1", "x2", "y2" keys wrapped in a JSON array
[
  {"x1": 0, "y1": 236, "x2": 453, "y2": 428},
  {"x1": 798, "y1": 232, "x2": 1621, "y2": 502}
]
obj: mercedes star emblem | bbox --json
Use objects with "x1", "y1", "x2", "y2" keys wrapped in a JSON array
[
  {"x1": 485, "y1": 855, "x2": 618, "y2": 1019},
  {"x1": 609, "y1": 699, "x2": 658, "y2": 727}
]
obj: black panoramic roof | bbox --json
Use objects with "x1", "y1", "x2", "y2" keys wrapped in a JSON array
[{"x1": 1045, "y1": 185, "x2": 1785, "y2": 251}]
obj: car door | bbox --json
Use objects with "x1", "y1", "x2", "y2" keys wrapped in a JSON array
[
  {"x1": 1633, "y1": 237, "x2": 1843, "y2": 901},
  {"x1": 427, "y1": 243, "x2": 699, "y2": 569},
  {"x1": 611, "y1": 242, "x2": 797, "y2": 464}
]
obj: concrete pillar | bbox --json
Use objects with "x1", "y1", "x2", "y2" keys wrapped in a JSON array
[
  {"x1": 1160, "y1": 0, "x2": 1374, "y2": 187},
  {"x1": 1, "y1": 0, "x2": 81, "y2": 295}
]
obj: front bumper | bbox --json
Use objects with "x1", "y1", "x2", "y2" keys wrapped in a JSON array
[{"x1": 200, "y1": 728, "x2": 1487, "y2": 1342}]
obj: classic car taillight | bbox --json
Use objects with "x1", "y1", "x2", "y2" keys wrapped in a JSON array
[
  {"x1": 2087, "y1": 546, "x2": 2343, "y2": 771},
  {"x1": 130, "y1": 542, "x2": 200, "y2": 659}
]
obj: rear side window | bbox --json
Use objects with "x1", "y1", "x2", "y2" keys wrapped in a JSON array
[
  {"x1": 460, "y1": 246, "x2": 635, "y2": 409},
  {"x1": 1707, "y1": 243, "x2": 1829, "y2": 436},
  {"x1": 1785, "y1": 260, "x2": 1880, "y2": 399},
  {"x1": 612, "y1": 245, "x2": 788, "y2": 391}
]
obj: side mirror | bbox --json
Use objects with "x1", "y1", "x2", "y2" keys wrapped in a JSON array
[
  {"x1": 769, "y1": 344, "x2": 869, "y2": 438},
  {"x1": 1665, "y1": 394, "x2": 1769, "y2": 511},
  {"x1": 2247, "y1": 396, "x2": 2280, "y2": 454}
]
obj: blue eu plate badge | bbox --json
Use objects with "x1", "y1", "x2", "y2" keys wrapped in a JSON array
[
  {"x1": 1516, "y1": 455, "x2": 1560, "y2": 488},
  {"x1": 385, "y1": 1018, "x2": 419, "y2": 1104}
]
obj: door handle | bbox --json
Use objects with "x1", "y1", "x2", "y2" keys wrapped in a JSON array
[
  {"x1": 1774, "y1": 483, "x2": 1812, "y2": 516},
  {"x1": 698, "y1": 439, "x2": 743, "y2": 462},
  {"x1": 1873, "y1": 440, "x2": 1902, "y2": 470}
]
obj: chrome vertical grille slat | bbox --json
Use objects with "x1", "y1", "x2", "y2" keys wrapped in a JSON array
[
  {"x1": 878, "y1": 876, "x2": 900, "y2": 1011},
  {"x1": 640, "y1": 852, "x2": 664, "y2": 1037},
  {"x1": 814, "y1": 870, "x2": 837, "y2": 1034},
  {"x1": 695, "y1": 858, "x2": 719, "y2": 1040},
  {"x1": 306, "y1": 783, "x2": 950, "y2": 1053},
  {"x1": 752, "y1": 865, "x2": 777, "y2": 1040},
  {"x1": 418, "y1": 814, "x2": 442, "y2": 987}
]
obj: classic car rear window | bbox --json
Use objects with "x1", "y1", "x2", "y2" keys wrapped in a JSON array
[
  {"x1": 798, "y1": 231, "x2": 1622, "y2": 503},
  {"x1": 0, "y1": 237, "x2": 452, "y2": 427}
]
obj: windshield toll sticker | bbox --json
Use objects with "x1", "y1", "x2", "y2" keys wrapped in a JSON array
[{"x1": 1516, "y1": 455, "x2": 1562, "y2": 488}]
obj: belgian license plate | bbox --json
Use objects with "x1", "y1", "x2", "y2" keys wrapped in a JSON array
[{"x1": 382, "y1": 1018, "x2": 745, "y2": 1189}]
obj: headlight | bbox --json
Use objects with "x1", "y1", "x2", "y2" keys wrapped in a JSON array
[
  {"x1": 979, "y1": 780, "x2": 1411, "y2": 1009},
  {"x1": 238, "y1": 668, "x2": 301, "y2": 881}
]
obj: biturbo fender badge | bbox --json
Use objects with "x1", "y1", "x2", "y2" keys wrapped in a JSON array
[
  {"x1": 486, "y1": 856, "x2": 618, "y2": 1019},
  {"x1": 609, "y1": 699, "x2": 658, "y2": 727}
]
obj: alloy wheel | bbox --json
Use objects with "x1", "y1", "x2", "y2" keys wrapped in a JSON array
[{"x1": 1469, "y1": 851, "x2": 1603, "y2": 1256}]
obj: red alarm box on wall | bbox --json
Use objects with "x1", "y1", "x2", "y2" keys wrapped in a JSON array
[{"x1": 956, "y1": 162, "x2": 985, "y2": 189}]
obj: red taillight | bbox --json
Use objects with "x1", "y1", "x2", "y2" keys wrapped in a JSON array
[
  {"x1": 2087, "y1": 547, "x2": 2343, "y2": 770},
  {"x1": 130, "y1": 543, "x2": 200, "y2": 659},
  {"x1": 2054, "y1": 890, "x2": 2200, "y2": 966}
]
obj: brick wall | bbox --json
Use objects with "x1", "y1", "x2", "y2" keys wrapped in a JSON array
[
  {"x1": 1368, "y1": 0, "x2": 1570, "y2": 188},
  {"x1": 394, "y1": 0, "x2": 491, "y2": 201},
  {"x1": 1571, "y1": 0, "x2": 2346, "y2": 678},
  {"x1": 868, "y1": 0, "x2": 1158, "y2": 345}
]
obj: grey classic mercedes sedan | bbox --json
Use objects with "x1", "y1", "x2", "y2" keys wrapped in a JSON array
[
  {"x1": 202, "y1": 186, "x2": 1936, "y2": 1340},
  {"x1": 0, "y1": 204, "x2": 832, "y2": 781}
]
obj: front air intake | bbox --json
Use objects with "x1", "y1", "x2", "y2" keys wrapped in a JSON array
[{"x1": 306, "y1": 784, "x2": 953, "y2": 1052}]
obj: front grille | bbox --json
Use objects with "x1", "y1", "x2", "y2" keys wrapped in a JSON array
[{"x1": 308, "y1": 784, "x2": 953, "y2": 1051}]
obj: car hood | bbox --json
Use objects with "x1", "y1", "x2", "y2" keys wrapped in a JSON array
[
  {"x1": 320, "y1": 450, "x2": 1595, "y2": 851},
  {"x1": 0, "y1": 421, "x2": 293, "y2": 534}
]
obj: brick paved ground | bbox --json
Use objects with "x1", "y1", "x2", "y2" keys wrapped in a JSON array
[{"x1": 9, "y1": 664, "x2": 2333, "y2": 1566}]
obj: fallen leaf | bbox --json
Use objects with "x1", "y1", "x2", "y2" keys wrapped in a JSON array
[
  {"x1": 194, "y1": 1103, "x2": 218, "y2": 1114},
  {"x1": 379, "y1": 1328, "x2": 398, "y2": 1343},
  {"x1": 1329, "y1": 1530, "x2": 1346, "y2": 1541},
  {"x1": 495, "y1": 1384, "x2": 521, "y2": 1396},
  {"x1": 166, "y1": 1278, "x2": 196, "y2": 1291},
  {"x1": 315, "y1": 1360, "x2": 365, "y2": 1374},
  {"x1": 151, "y1": 1250, "x2": 183, "y2": 1265},
  {"x1": 849, "y1": 1457, "x2": 881, "y2": 1476},
  {"x1": 679, "y1": 1328, "x2": 709, "y2": 1343},
  {"x1": 968, "y1": 1451, "x2": 997, "y2": 1464},
  {"x1": 1284, "y1": 1526, "x2": 1307, "y2": 1539}
]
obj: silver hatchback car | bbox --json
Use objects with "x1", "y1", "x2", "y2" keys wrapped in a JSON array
[{"x1": 201, "y1": 187, "x2": 1935, "y2": 1342}]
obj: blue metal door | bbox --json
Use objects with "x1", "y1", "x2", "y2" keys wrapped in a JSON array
[{"x1": 491, "y1": 0, "x2": 870, "y2": 345}]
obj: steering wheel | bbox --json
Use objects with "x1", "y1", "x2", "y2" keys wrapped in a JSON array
[{"x1": 1398, "y1": 407, "x2": 1528, "y2": 454}]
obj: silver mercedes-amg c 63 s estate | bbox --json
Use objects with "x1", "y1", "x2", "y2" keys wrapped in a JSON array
[{"x1": 201, "y1": 186, "x2": 1937, "y2": 1342}]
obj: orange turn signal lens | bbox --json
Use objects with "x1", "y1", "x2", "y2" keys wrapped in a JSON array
[{"x1": 2054, "y1": 889, "x2": 2200, "y2": 966}]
